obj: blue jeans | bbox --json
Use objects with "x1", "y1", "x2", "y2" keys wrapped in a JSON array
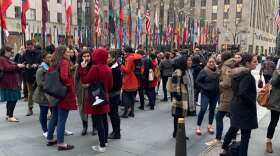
[
  {"x1": 47, "y1": 107, "x2": 69, "y2": 144},
  {"x1": 215, "y1": 111, "x2": 227, "y2": 140},
  {"x1": 197, "y1": 94, "x2": 218, "y2": 126},
  {"x1": 39, "y1": 105, "x2": 49, "y2": 133},
  {"x1": 146, "y1": 87, "x2": 156, "y2": 108}
]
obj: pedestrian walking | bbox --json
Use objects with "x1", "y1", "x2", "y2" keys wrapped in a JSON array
[
  {"x1": 0, "y1": 46, "x2": 25, "y2": 122},
  {"x1": 47, "y1": 46, "x2": 77, "y2": 151},
  {"x1": 220, "y1": 53, "x2": 258, "y2": 156},
  {"x1": 33, "y1": 52, "x2": 52, "y2": 137},
  {"x1": 196, "y1": 57, "x2": 219, "y2": 135},
  {"x1": 265, "y1": 68, "x2": 280, "y2": 153},
  {"x1": 80, "y1": 48, "x2": 113, "y2": 153},
  {"x1": 159, "y1": 52, "x2": 173, "y2": 102}
]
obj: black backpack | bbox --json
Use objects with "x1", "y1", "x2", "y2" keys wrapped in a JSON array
[
  {"x1": 227, "y1": 141, "x2": 240, "y2": 156},
  {"x1": 134, "y1": 59, "x2": 143, "y2": 80}
]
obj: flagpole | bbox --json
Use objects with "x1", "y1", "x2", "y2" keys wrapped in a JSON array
[
  {"x1": 1, "y1": 28, "x2": 4, "y2": 47},
  {"x1": 128, "y1": 0, "x2": 132, "y2": 47}
]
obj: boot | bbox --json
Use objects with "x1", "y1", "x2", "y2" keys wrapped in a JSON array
[
  {"x1": 26, "y1": 108, "x2": 33, "y2": 116},
  {"x1": 266, "y1": 142, "x2": 273, "y2": 153},
  {"x1": 81, "y1": 121, "x2": 88, "y2": 136},
  {"x1": 121, "y1": 106, "x2": 129, "y2": 118},
  {"x1": 108, "y1": 132, "x2": 121, "y2": 139},
  {"x1": 128, "y1": 103, "x2": 135, "y2": 117}
]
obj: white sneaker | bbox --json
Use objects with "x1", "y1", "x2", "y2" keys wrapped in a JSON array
[
  {"x1": 205, "y1": 139, "x2": 221, "y2": 146},
  {"x1": 64, "y1": 130, "x2": 74, "y2": 136},
  {"x1": 43, "y1": 132, "x2": 48, "y2": 138},
  {"x1": 92, "y1": 145, "x2": 106, "y2": 153}
]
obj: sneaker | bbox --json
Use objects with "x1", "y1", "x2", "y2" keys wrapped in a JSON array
[
  {"x1": 92, "y1": 145, "x2": 106, "y2": 153},
  {"x1": 64, "y1": 130, "x2": 74, "y2": 136},
  {"x1": 7, "y1": 117, "x2": 19, "y2": 122},
  {"x1": 205, "y1": 139, "x2": 221, "y2": 146},
  {"x1": 196, "y1": 128, "x2": 202, "y2": 136},
  {"x1": 43, "y1": 132, "x2": 48, "y2": 138}
]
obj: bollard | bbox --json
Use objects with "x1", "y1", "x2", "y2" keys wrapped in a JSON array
[{"x1": 175, "y1": 118, "x2": 187, "y2": 156}]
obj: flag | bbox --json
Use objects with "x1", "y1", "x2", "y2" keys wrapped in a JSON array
[
  {"x1": 0, "y1": 0, "x2": 13, "y2": 36},
  {"x1": 119, "y1": 0, "x2": 124, "y2": 46},
  {"x1": 145, "y1": 10, "x2": 151, "y2": 35},
  {"x1": 109, "y1": 0, "x2": 115, "y2": 34},
  {"x1": 65, "y1": 0, "x2": 73, "y2": 34},
  {"x1": 127, "y1": 0, "x2": 132, "y2": 45},
  {"x1": 42, "y1": 0, "x2": 48, "y2": 32},
  {"x1": 95, "y1": 0, "x2": 101, "y2": 36},
  {"x1": 21, "y1": 0, "x2": 30, "y2": 33},
  {"x1": 275, "y1": 9, "x2": 280, "y2": 27},
  {"x1": 183, "y1": 17, "x2": 189, "y2": 45},
  {"x1": 136, "y1": 10, "x2": 142, "y2": 46}
]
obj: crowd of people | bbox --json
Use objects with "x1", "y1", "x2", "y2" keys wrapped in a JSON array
[{"x1": 0, "y1": 41, "x2": 280, "y2": 156}]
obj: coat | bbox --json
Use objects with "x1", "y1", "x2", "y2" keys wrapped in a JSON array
[
  {"x1": 230, "y1": 72, "x2": 258, "y2": 130},
  {"x1": 21, "y1": 50, "x2": 41, "y2": 82},
  {"x1": 80, "y1": 48, "x2": 113, "y2": 115},
  {"x1": 219, "y1": 59, "x2": 249, "y2": 112},
  {"x1": 267, "y1": 71, "x2": 280, "y2": 112},
  {"x1": 121, "y1": 53, "x2": 142, "y2": 91},
  {"x1": 196, "y1": 66, "x2": 219, "y2": 97},
  {"x1": 168, "y1": 69, "x2": 188, "y2": 117},
  {"x1": 159, "y1": 59, "x2": 173, "y2": 77},
  {"x1": 149, "y1": 59, "x2": 158, "y2": 88},
  {"x1": 0, "y1": 56, "x2": 20, "y2": 89},
  {"x1": 49, "y1": 58, "x2": 77, "y2": 110},
  {"x1": 33, "y1": 66, "x2": 49, "y2": 106}
]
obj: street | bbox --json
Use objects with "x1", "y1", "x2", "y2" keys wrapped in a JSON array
[{"x1": 0, "y1": 65, "x2": 279, "y2": 156}]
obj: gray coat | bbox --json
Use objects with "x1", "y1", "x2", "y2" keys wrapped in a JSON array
[
  {"x1": 159, "y1": 59, "x2": 173, "y2": 77},
  {"x1": 267, "y1": 71, "x2": 280, "y2": 112},
  {"x1": 33, "y1": 67, "x2": 49, "y2": 106}
]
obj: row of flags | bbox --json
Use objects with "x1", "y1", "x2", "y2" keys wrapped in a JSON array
[{"x1": 0, "y1": 0, "x2": 73, "y2": 41}]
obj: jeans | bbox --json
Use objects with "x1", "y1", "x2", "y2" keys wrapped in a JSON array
[
  {"x1": 6, "y1": 101, "x2": 17, "y2": 117},
  {"x1": 109, "y1": 94, "x2": 121, "y2": 135},
  {"x1": 146, "y1": 87, "x2": 156, "y2": 108},
  {"x1": 47, "y1": 107, "x2": 69, "y2": 144},
  {"x1": 267, "y1": 110, "x2": 280, "y2": 139},
  {"x1": 222, "y1": 127, "x2": 252, "y2": 156},
  {"x1": 216, "y1": 111, "x2": 227, "y2": 140},
  {"x1": 94, "y1": 114, "x2": 108, "y2": 147},
  {"x1": 197, "y1": 94, "x2": 218, "y2": 126},
  {"x1": 138, "y1": 82, "x2": 145, "y2": 108},
  {"x1": 26, "y1": 82, "x2": 34, "y2": 109},
  {"x1": 39, "y1": 105, "x2": 49, "y2": 133},
  {"x1": 162, "y1": 76, "x2": 169, "y2": 100},
  {"x1": 122, "y1": 91, "x2": 137, "y2": 115}
]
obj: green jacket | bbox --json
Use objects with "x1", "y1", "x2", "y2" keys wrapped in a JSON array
[
  {"x1": 33, "y1": 67, "x2": 49, "y2": 106},
  {"x1": 267, "y1": 71, "x2": 280, "y2": 112}
]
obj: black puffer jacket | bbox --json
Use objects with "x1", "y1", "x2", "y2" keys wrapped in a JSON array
[{"x1": 196, "y1": 66, "x2": 219, "y2": 97}]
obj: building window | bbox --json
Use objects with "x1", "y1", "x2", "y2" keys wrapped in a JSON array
[
  {"x1": 57, "y1": 13, "x2": 62, "y2": 23},
  {"x1": 212, "y1": 5, "x2": 218, "y2": 20},
  {"x1": 212, "y1": 0, "x2": 218, "y2": 6},
  {"x1": 48, "y1": 11, "x2": 50, "y2": 22},
  {"x1": 224, "y1": 4, "x2": 229, "y2": 19},
  {"x1": 237, "y1": 0, "x2": 242, "y2": 4},
  {"x1": 29, "y1": 9, "x2": 36, "y2": 20},
  {"x1": 201, "y1": 9, "x2": 206, "y2": 20},
  {"x1": 236, "y1": 4, "x2": 242, "y2": 19},
  {"x1": 57, "y1": 0, "x2": 62, "y2": 3},
  {"x1": 190, "y1": 0, "x2": 195, "y2": 7},
  {"x1": 224, "y1": 0, "x2": 230, "y2": 5},
  {"x1": 15, "y1": 6, "x2": 21, "y2": 18},
  {"x1": 201, "y1": 0, "x2": 206, "y2": 7}
]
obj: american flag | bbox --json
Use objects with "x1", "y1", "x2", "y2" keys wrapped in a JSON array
[
  {"x1": 275, "y1": 9, "x2": 280, "y2": 27},
  {"x1": 145, "y1": 10, "x2": 151, "y2": 34},
  {"x1": 95, "y1": 0, "x2": 101, "y2": 36}
]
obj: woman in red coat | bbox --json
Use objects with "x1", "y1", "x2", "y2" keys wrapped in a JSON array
[
  {"x1": 80, "y1": 48, "x2": 113, "y2": 153},
  {"x1": 0, "y1": 46, "x2": 25, "y2": 122},
  {"x1": 46, "y1": 46, "x2": 77, "y2": 151}
]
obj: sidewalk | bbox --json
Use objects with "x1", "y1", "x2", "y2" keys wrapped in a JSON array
[{"x1": 200, "y1": 108, "x2": 280, "y2": 156}]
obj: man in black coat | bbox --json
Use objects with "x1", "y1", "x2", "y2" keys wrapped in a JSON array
[{"x1": 21, "y1": 40, "x2": 42, "y2": 116}]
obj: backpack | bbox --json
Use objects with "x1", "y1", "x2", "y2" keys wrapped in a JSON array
[
  {"x1": 226, "y1": 141, "x2": 240, "y2": 156},
  {"x1": 134, "y1": 59, "x2": 143, "y2": 80}
]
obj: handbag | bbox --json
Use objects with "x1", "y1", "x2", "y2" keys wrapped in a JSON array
[
  {"x1": 257, "y1": 82, "x2": 272, "y2": 107},
  {"x1": 89, "y1": 67, "x2": 107, "y2": 108},
  {"x1": 258, "y1": 78, "x2": 263, "y2": 88},
  {"x1": 43, "y1": 69, "x2": 67, "y2": 100}
]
